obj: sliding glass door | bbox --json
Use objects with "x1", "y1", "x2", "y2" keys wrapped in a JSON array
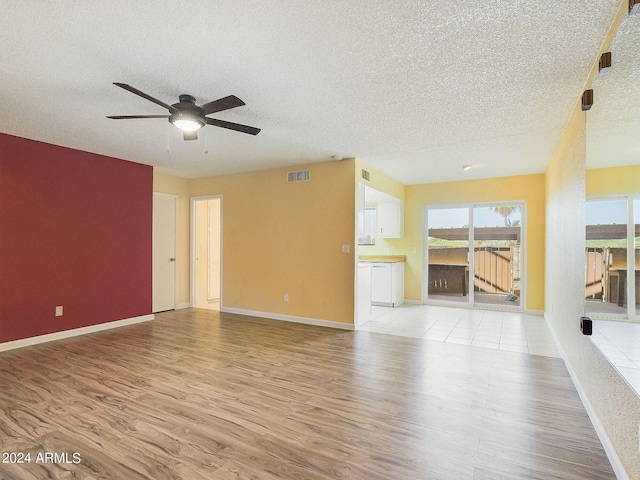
[
  {"x1": 424, "y1": 203, "x2": 524, "y2": 310},
  {"x1": 585, "y1": 197, "x2": 639, "y2": 321},
  {"x1": 427, "y1": 207, "x2": 470, "y2": 304},
  {"x1": 473, "y1": 205, "x2": 522, "y2": 307}
]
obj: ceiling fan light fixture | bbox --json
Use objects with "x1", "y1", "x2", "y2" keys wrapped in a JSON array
[{"x1": 170, "y1": 115, "x2": 205, "y2": 132}]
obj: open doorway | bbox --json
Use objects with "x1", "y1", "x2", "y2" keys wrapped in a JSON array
[{"x1": 192, "y1": 196, "x2": 222, "y2": 310}]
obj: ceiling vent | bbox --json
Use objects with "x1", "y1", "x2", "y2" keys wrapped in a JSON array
[
  {"x1": 287, "y1": 170, "x2": 310, "y2": 182},
  {"x1": 362, "y1": 169, "x2": 371, "y2": 181}
]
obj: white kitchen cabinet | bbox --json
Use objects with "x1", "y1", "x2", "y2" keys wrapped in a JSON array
[
  {"x1": 370, "y1": 262, "x2": 404, "y2": 307},
  {"x1": 377, "y1": 201, "x2": 404, "y2": 238}
]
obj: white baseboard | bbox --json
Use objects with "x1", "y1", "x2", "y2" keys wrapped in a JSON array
[
  {"x1": 0, "y1": 314, "x2": 154, "y2": 353},
  {"x1": 176, "y1": 303, "x2": 191, "y2": 310},
  {"x1": 525, "y1": 309, "x2": 544, "y2": 316},
  {"x1": 543, "y1": 314, "x2": 628, "y2": 480},
  {"x1": 220, "y1": 307, "x2": 354, "y2": 331}
]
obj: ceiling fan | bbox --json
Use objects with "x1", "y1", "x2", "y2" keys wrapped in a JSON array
[{"x1": 107, "y1": 83, "x2": 260, "y2": 141}]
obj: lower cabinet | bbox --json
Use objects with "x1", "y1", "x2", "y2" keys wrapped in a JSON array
[{"x1": 370, "y1": 262, "x2": 404, "y2": 307}]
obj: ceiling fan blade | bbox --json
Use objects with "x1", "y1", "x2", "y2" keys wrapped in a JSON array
[
  {"x1": 205, "y1": 117, "x2": 261, "y2": 135},
  {"x1": 199, "y1": 95, "x2": 245, "y2": 115},
  {"x1": 183, "y1": 131, "x2": 198, "y2": 141},
  {"x1": 113, "y1": 83, "x2": 178, "y2": 113},
  {"x1": 106, "y1": 115, "x2": 170, "y2": 119}
]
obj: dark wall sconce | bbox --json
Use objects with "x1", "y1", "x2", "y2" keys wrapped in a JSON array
[
  {"x1": 599, "y1": 52, "x2": 612, "y2": 74},
  {"x1": 581, "y1": 89, "x2": 594, "y2": 111}
]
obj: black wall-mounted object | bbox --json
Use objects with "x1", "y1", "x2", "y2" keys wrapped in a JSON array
[
  {"x1": 599, "y1": 52, "x2": 612, "y2": 73},
  {"x1": 580, "y1": 316, "x2": 593, "y2": 336},
  {"x1": 581, "y1": 89, "x2": 594, "y2": 111}
]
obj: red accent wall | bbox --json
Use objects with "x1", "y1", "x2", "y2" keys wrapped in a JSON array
[{"x1": 0, "y1": 133, "x2": 153, "y2": 344}]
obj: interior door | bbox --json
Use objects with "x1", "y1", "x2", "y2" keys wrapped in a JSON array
[{"x1": 153, "y1": 193, "x2": 176, "y2": 312}]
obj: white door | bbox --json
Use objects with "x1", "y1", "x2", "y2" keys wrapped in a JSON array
[{"x1": 153, "y1": 193, "x2": 177, "y2": 312}]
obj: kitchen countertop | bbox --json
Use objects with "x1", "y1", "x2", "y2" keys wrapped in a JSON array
[{"x1": 358, "y1": 255, "x2": 406, "y2": 263}]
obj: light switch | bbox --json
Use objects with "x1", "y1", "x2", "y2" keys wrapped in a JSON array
[{"x1": 55, "y1": 306, "x2": 63, "y2": 317}]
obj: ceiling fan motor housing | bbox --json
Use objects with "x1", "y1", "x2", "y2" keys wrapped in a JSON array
[{"x1": 169, "y1": 95, "x2": 205, "y2": 129}]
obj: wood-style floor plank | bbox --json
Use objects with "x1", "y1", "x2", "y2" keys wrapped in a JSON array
[{"x1": 0, "y1": 308, "x2": 615, "y2": 479}]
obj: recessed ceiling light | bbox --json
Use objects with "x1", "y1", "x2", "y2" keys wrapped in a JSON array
[
  {"x1": 462, "y1": 164, "x2": 472, "y2": 171},
  {"x1": 331, "y1": 155, "x2": 343, "y2": 161}
]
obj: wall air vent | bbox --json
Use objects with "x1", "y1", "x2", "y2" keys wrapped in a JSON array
[
  {"x1": 361, "y1": 169, "x2": 371, "y2": 181},
  {"x1": 287, "y1": 170, "x2": 310, "y2": 182}
]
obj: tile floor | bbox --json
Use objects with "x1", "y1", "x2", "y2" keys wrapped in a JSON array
[
  {"x1": 359, "y1": 304, "x2": 561, "y2": 358},
  {"x1": 591, "y1": 320, "x2": 640, "y2": 394}
]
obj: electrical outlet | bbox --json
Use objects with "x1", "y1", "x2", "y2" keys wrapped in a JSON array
[
  {"x1": 284, "y1": 293, "x2": 289, "y2": 302},
  {"x1": 341, "y1": 244, "x2": 350, "y2": 253},
  {"x1": 55, "y1": 306, "x2": 63, "y2": 317}
]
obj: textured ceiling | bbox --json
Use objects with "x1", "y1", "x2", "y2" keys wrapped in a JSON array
[
  {"x1": 587, "y1": 13, "x2": 640, "y2": 169},
  {"x1": 0, "y1": 1, "x2": 625, "y2": 184}
]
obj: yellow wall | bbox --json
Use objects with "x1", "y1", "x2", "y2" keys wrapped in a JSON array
[
  {"x1": 587, "y1": 165, "x2": 640, "y2": 196},
  {"x1": 356, "y1": 159, "x2": 405, "y2": 200},
  {"x1": 356, "y1": 159, "x2": 407, "y2": 257},
  {"x1": 402, "y1": 174, "x2": 546, "y2": 311},
  {"x1": 546, "y1": 101, "x2": 640, "y2": 480},
  {"x1": 153, "y1": 170, "x2": 191, "y2": 308},
  {"x1": 157, "y1": 162, "x2": 546, "y2": 314},
  {"x1": 544, "y1": 1, "x2": 640, "y2": 477},
  {"x1": 190, "y1": 159, "x2": 356, "y2": 325}
]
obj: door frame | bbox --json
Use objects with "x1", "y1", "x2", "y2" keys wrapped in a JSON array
[
  {"x1": 190, "y1": 195, "x2": 223, "y2": 309},
  {"x1": 152, "y1": 192, "x2": 178, "y2": 312},
  {"x1": 632, "y1": 195, "x2": 640, "y2": 322}
]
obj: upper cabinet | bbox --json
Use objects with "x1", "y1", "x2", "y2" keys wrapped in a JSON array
[
  {"x1": 358, "y1": 185, "x2": 404, "y2": 242},
  {"x1": 377, "y1": 201, "x2": 404, "y2": 238}
]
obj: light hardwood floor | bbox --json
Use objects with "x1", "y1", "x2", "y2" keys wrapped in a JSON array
[{"x1": 0, "y1": 308, "x2": 615, "y2": 479}]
